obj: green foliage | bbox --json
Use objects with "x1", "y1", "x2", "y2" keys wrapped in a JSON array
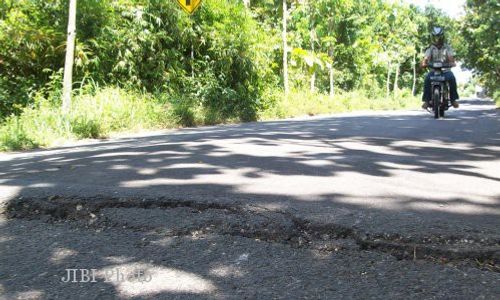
[
  {"x1": 2, "y1": 0, "x2": 484, "y2": 151},
  {"x1": 494, "y1": 90, "x2": 500, "y2": 108},
  {"x1": 460, "y1": 0, "x2": 499, "y2": 94},
  {"x1": 260, "y1": 89, "x2": 421, "y2": 120},
  {"x1": 1, "y1": 0, "x2": 457, "y2": 117},
  {"x1": 0, "y1": 0, "x2": 112, "y2": 119},
  {"x1": 0, "y1": 117, "x2": 39, "y2": 151},
  {"x1": 0, "y1": 86, "x2": 171, "y2": 151},
  {"x1": 280, "y1": 0, "x2": 450, "y2": 94},
  {"x1": 1, "y1": 0, "x2": 276, "y2": 122},
  {"x1": 78, "y1": 0, "x2": 274, "y2": 123},
  {"x1": 193, "y1": 0, "x2": 271, "y2": 123}
]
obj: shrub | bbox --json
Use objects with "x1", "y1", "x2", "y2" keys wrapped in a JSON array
[{"x1": 0, "y1": 117, "x2": 38, "y2": 151}]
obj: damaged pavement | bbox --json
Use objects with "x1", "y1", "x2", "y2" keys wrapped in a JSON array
[{"x1": 1, "y1": 195, "x2": 499, "y2": 299}]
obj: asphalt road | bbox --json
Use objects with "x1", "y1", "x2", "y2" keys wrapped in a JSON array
[{"x1": 1, "y1": 99, "x2": 499, "y2": 299}]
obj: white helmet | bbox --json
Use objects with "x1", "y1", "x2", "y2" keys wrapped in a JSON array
[
  {"x1": 431, "y1": 26, "x2": 445, "y2": 45},
  {"x1": 431, "y1": 26, "x2": 444, "y2": 37}
]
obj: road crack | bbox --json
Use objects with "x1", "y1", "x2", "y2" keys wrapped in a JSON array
[{"x1": 3, "y1": 195, "x2": 499, "y2": 272}]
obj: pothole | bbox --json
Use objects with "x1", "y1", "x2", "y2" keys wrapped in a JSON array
[{"x1": 4, "y1": 195, "x2": 499, "y2": 272}]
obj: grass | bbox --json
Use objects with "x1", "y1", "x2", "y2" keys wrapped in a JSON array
[
  {"x1": 0, "y1": 87, "x2": 421, "y2": 152},
  {"x1": 260, "y1": 89, "x2": 421, "y2": 120},
  {"x1": 0, "y1": 87, "x2": 172, "y2": 151}
]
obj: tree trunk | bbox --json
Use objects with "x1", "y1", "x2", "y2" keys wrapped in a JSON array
[
  {"x1": 310, "y1": 30, "x2": 315, "y2": 93},
  {"x1": 386, "y1": 64, "x2": 392, "y2": 98},
  {"x1": 191, "y1": 42, "x2": 194, "y2": 78},
  {"x1": 282, "y1": 0, "x2": 289, "y2": 96},
  {"x1": 393, "y1": 63, "x2": 399, "y2": 94},
  {"x1": 329, "y1": 65, "x2": 334, "y2": 98},
  {"x1": 62, "y1": 0, "x2": 77, "y2": 112},
  {"x1": 243, "y1": 0, "x2": 250, "y2": 8},
  {"x1": 412, "y1": 52, "x2": 417, "y2": 96},
  {"x1": 328, "y1": 18, "x2": 334, "y2": 98},
  {"x1": 310, "y1": 72, "x2": 316, "y2": 93}
]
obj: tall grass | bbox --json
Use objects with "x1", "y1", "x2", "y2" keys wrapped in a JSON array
[
  {"x1": 0, "y1": 87, "x2": 171, "y2": 151},
  {"x1": 260, "y1": 89, "x2": 421, "y2": 120}
]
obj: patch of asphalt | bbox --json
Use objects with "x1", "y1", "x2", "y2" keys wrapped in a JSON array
[
  {"x1": 2, "y1": 217, "x2": 499, "y2": 299},
  {"x1": 3, "y1": 196, "x2": 499, "y2": 271}
]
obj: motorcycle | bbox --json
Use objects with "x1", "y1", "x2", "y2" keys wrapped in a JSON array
[{"x1": 428, "y1": 62, "x2": 452, "y2": 119}]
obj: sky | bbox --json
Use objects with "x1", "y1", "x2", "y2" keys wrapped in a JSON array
[
  {"x1": 404, "y1": 0, "x2": 467, "y2": 19},
  {"x1": 404, "y1": 0, "x2": 472, "y2": 84}
]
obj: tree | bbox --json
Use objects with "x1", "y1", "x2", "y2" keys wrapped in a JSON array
[
  {"x1": 282, "y1": 0, "x2": 289, "y2": 95},
  {"x1": 62, "y1": 0, "x2": 77, "y2": 112},
  {"x1": 460, "y1": 0, "x2": 499, "y2": 93}
]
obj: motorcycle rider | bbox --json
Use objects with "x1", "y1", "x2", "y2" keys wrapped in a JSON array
[{"x1": 421, "y1": 26, "x2": 459, "y2": 109}]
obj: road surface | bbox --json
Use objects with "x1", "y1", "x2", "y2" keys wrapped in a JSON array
[{"x1": 1, "y1": 99, "x2": 499, "y2": 299}]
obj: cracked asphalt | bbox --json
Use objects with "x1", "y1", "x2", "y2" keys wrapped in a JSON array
[{"x1": 1, "y1": 99, "x2": 499, "y2": 299}]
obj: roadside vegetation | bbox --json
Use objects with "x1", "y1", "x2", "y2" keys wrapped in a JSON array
[
  {"x1": 0, "y1": 86, "x2": 421, "y2": 151},
  {"x1": 0, "y1": 86, "x2": 169, "y2": 150},
  {"x1": 0, "y1": 0, "x2": 497, "y2": 151}
]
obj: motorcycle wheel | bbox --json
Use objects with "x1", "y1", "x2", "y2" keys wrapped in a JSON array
[{"x1": 433, "y1": 87, "x2": 440, "y2": 119}]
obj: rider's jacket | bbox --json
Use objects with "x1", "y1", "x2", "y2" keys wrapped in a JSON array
[{"x1": 425, "y1": 43, "x2": 455, "y2": 71}]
